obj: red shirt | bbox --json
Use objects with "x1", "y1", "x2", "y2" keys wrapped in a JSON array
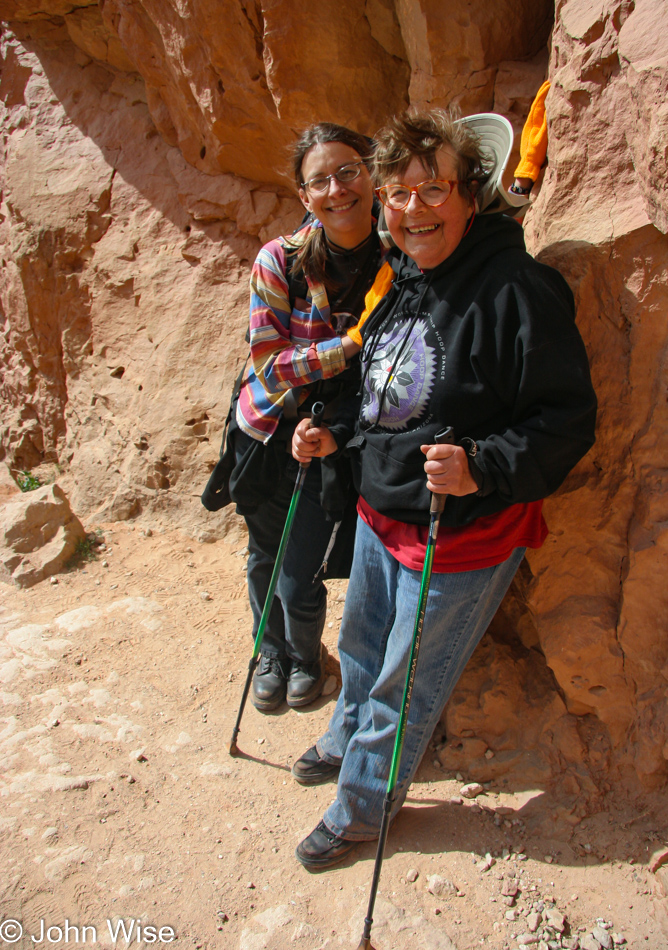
[{"x1": 358, "y1": 495, "x2": 547, "y2": 573}]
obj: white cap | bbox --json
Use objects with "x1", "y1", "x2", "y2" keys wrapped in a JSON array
[{"x1": 456, "y1": 112, "x2": 529, "y2": 215}]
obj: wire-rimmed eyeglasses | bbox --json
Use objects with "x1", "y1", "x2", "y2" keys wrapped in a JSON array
[
  {"x1": 375, "y1": 179, "x2": 463, "y2": 211},
  {"x1": 301, "y1": 162, "x2": 365, "y2": 195}
]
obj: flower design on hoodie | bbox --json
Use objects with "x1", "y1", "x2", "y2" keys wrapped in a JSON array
[{"x1": 362, "y1": 317, "x2": 436, "y2": 430}]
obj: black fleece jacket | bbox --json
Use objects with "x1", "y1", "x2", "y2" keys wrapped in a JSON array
[{"x1": 350, "y1": 213, "x2": 597, "y2": 527}]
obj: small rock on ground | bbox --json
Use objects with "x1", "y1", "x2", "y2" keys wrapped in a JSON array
[
  {"x1": 426, "y1": 874, "x2": 457, "y2": 897},
  {"x1": 460, "y1": 782, "x2": 484, "y2": 798},
  {"x1": 526, "y1": 911, "x2": 542, "y2": 932},
  {"x1": 581, "y1": 937, "x2": 602, "y2": 950},
  {"x1": 322, "y1": 675, "x2": 337, "y2": 696},
  {"x1": 592, "y1": 926, "x2": 613, "y2": 949}
]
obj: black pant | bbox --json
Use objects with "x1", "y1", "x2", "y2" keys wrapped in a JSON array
[{"x1": 236, "y1": 432, "x2": 335, "y2": 665}]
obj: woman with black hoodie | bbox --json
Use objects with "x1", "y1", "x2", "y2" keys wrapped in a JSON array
[{"x1": 289, "y1": 109, "x2": 597, "y2": 869}]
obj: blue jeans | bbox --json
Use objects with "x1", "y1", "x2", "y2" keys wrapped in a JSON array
[
  {"x1": 239, "y1": 438, "x2": 332, "y2": 665},
  {"x1": 316, "y1": 516, "x2": 526, "y2": 840}
]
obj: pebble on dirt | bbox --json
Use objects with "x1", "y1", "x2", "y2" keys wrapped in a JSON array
[
  {"x1": 546, "y1": 909, "x2": 566, "y2": 932},
  {"x1": 592, "y1": 926, "x2": 613, "y2": 949},
  {"x1": 322, "y1": 675, "x2": 337, "y2": 696},
  {"x1": 460, "y1": 781, "x2": 484, "y2": 798},
  {"x1": 581, "y1": 936, "x2": 602, "y2": 950},
  {"x1": 478, "y1": 852, "x2": 495, "y2": 871},
  {"x1": 526, "y1": 911, "x2": 542, "y2": 932},
  {"x1": 406, "y1": 868, "x2": 419, "y2": 882},
  {"x1": 426, "y1": 874, "x2": 457, "y2": 897}
]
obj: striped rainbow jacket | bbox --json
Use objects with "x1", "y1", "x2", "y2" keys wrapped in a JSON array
[{"x1": 236, "y1": 221, "x2": 349, "y2": 444}]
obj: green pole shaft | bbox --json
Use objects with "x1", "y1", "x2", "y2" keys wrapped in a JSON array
[
  {"x1": 229, "y1": 401, "x2": 325, "y2": 755},
  {"x1": 386, "y1": 531, "x2": 436, "y2": 790},
  {"x1": 250, "y1": 465, "x2": 306, "y2": 660},
  {"x1": 358, "y1": 426, "x2": 454, "y2": 949}
]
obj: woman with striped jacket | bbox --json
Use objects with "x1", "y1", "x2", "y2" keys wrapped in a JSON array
[{"x1": 232, "y1": 123, "x2": 382, "y2": 712}]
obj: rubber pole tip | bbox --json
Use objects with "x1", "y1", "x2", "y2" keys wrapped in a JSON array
[
  {"x1": 228, "y1": 740, "x2": 239, "y2": 757},
  {"x1": 356, "y1": 939, "x2": 374, "y2": 950}
]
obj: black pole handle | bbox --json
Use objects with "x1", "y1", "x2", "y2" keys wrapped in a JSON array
[
  {"x1": 309, "y1": 401, "x2": 325, "y2": 429},
  {"x1": 298, "y1": 401, "x2": 325, "y2": 472},
  {"x1": 429, "y1": 426, "x2": 455, "y2": 516}
]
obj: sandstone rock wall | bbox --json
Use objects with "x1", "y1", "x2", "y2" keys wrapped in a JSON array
[
  {"x1": 521, "y1": 0, "x2": 668, "y2": 795},
  {"x1": 396, "y1": 0, "x2": 552, "y2": 113},
  {"x1": 442, "y1": 0, "x2": 668, "y2": 811},
  {"x1": 0, "y1": 13, "x2": 301, "y2": 531},
  {"x1": 0, "y1": 0, "x2": 666, "y2": 805}
]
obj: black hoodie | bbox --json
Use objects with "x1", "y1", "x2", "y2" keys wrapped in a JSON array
[{"x1": 350, "y1": 213, "x2": 597, "y2": 527}]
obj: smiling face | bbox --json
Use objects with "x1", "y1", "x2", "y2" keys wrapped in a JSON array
[
  {"x1": 298, "y1": 142, "x2": 375, "y2": 249},
  {"x1": 383, "y1": 147, "x2": 474, "y2": 270}
]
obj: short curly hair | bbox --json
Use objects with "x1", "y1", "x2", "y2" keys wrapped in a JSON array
[{"x1": 373, "y1": 108, "x2": 491, "y2": 200}]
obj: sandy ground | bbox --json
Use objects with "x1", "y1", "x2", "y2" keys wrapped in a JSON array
[{"x1": 1, "y1": 519, "x2": 668, "y2": 950}]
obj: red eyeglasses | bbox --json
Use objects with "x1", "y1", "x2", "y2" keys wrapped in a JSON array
[{"x1": 375, "y1": 179, "x2": 462, "y2": 211}]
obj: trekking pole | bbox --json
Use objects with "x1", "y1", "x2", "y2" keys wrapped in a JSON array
[
  {"x1": 229, "y1": 401, "x2": 326, "y2": 757},
  {"x1": 356, "y1": 427, "x2": 455, "y2": 950}
]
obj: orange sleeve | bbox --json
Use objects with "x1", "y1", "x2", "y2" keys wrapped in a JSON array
[
  {"x1": 346, "y1": 261, "x2": 394, "y2": 346},
  {"x1": 514, "y1": 80, "x2": 551, "y2": 181}
]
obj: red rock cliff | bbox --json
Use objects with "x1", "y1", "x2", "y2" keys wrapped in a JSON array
[{"x1": 0, "y1": 0, "x2": 666, "y2": 808}]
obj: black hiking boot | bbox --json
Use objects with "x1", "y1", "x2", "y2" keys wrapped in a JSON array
[
  {"x1": 251, "y1": 654, "x2": 290, "y2": 711},
  {"x1": 291, "y1": 745, "x2": 341, "y2": 786},
  {"x1": 295, "y1": 820, "x2": 357, "y2": 870},
  {"x1": 286, "y1": 647, "x2": 325, "y2": 708}
]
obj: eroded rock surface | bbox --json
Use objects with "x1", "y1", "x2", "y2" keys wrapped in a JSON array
[
  {"x1": 0, "y1": 463, "x2": 20, "y2": 503},
  {"x1": 396, "y1": 0, "x2": 553, "y2": 113},
  {"x1": 0, "y1": 18, "x2": 301, "y2": 534},
  {"x1": 0, "y1": 0, "x2": 667, "y2": 801}
]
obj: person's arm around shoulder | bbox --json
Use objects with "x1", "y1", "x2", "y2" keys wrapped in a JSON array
[
  {"x1": 249, "y1": 236, "x2": 347, "y2": 393},
  {"x1": 343, "y1": 261, "x2": 395, "y2": 354},
  {"x1": 293, "y1": 260, "x2": 397, "y2": 461}
]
